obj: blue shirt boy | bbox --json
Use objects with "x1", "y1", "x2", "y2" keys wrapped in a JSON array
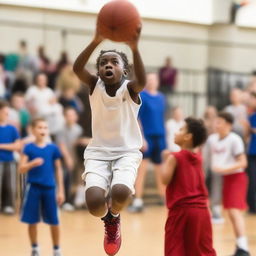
[
  {"x1": 23, "y1": 143, "x2": 62, "y2": 187},
  {"x1": 0, "y1": 124, "x2": 19, "y2": 162}
]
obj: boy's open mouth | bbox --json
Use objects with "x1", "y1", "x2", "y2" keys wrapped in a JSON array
[{"x1": 105, "y1": 70, "x2": 114, "y2": 78}]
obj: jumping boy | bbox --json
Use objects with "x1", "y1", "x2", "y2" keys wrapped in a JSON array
[
  {"x1": 19, "y1": 118, "x2": 64, "y2": 256},
  {"x1": 73, "y1": 30, "x2": 145, "y2": 255},
  {"x1": 207, "y1": 112, "x2": 250, "y2": 256},
  {"x1": 162, "y1": 117, "x2": 216, "y2": 256}
]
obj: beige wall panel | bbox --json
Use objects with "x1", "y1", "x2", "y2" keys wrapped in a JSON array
[{"x1": 0, "y1": 25, "x2": 44, "y2": 54}]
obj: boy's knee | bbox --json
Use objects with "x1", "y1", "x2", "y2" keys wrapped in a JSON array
[
  {"x1": 111, "y1": 184, "x2": 132, "y2": 204},
  {"x1": 86, "y1": 187, "x2": 106, "y2": 216}
]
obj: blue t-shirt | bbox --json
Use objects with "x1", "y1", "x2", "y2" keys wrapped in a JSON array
[
  {"x1": 23, "y1": 143, "x2": 62, "y2": 187},
  {"x1": 139, "y1": 90, "x2": 166, "y2": 136},
  {"x1": 0, "y1": 124, "x2": 19, "y2": 162},
  {"x1": 248, "y1": 113, "x2": 256, "y2": 155}
]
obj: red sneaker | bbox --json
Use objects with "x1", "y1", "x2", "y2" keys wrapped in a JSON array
[{"x1": 102, "y1": 213, "x2": 121, "y2": 256}]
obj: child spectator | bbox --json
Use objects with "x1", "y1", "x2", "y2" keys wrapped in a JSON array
[
  {"x1": 0, "y1": 100, "x2": 20, "y2": 214},
  {"x1": 162, "y1": 117, "x2": 216, "y2": 256},
  {"x1": 19, "y1": 118, "x2": 64, "y2": 256}
]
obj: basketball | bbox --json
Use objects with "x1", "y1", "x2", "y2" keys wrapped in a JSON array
[{"x1": 96, "y1": 0, "x2": 141, "y2": 42}]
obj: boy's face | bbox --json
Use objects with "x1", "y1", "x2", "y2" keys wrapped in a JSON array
[
  {"x1": 145, "y1": 73, "x2": 159, "y2": 91},
  {"x1": 174, "y1": 122, "x2": 191, "y2": 146},
  {"x1": 0, "y1": 106, "x2": 9, "y2": 122},
  {"x1": 32, "y1": 121, "x2": 48, "y2": 139},
  {"x1": 65, "y1": 109, "x2": 78, "y2": 124},
  {"x1": 36, "y1": 74, "x2": 47, "y2": 88},
  {"x1": 11, "y1": 95, "x2": 24, "y2": 110},
  {"x1": 215, "y1": 117, "x2": 231, "y2": 133},
  {"x1": 98, "y1": 52, "x2": 125, "y2": 85}
]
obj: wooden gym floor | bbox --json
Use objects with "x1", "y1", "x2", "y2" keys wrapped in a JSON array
[{"x1": 0, "y1": 206, "x2": 255, "y2": 256}]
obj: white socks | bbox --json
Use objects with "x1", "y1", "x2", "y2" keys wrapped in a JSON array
[{"x1": 237, "y1": 236, "x2": 249, "y2": 251}]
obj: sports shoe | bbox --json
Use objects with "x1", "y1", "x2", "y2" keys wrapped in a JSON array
[
  {"x1": 31, "y1": 248, "x2": 40, "y2": 256},
  {"x1": 211, "y1": 216, "x2": 225, "y2": 224},
  {"x1": 62, "y1": 203, "x2": 75, "y2": 212},
  {"x1": 53, "y1": 249, "x2": 62, "y2": 256},
  {"x1": 232, "y1": 247, "x2": 250, "y2": 256},
  {"x1": 127, "y1": 198, "x2": 144, "y2": 213},
  {"x1": 74, "y1": 185, "x2": 85, "y2": 208},
  {"x1": 3, "y1": 206, "x2": 15, "y2": 215},
  {"x1": 101, "y1": 212, "x2": 121, "y2": 256}
]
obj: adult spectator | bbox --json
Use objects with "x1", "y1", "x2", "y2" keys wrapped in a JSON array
[
  {"x1": 158, "y1": 57, "x2": 177, "y2": 94},
  {"x1": 225, "y1": 88, "x2": 248, "y2": 138},
  {"x1": 128, "y1": 73, "x2": 167, "y2": 212}
]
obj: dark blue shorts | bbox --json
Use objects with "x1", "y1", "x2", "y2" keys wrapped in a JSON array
[
  {"x1": 143, "y1": 135, "x2": 167, "y2": 164},
  {"x1": 20, "y1": 183, "x2": 59, "y2": 225}
]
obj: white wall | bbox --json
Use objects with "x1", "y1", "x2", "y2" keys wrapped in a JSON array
[
  {"x1": 1, "y1": 3, "x2": 256, "y2": 115},
  {"x1": 0, "y1": 0, "x2": 232, "y2": 25}
]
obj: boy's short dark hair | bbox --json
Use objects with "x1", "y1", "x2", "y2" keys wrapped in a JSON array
[
  {"x1": 63, "y1": 106, "x2": 78, "y2": 115},
  {"x1": 31, "y1": 117, "x2": 47, "y2": 128},
  {"x1": 96, "y1": 50, "x2": 129, "y2": 72},
  {"x1": 0, "y1": 100, "x2": 9, "y2": 109},
  {"x1": 185, "y1": 117, "x2": 207, "y2": 148},
  {"x1": 218, "y1": 111, "x2": 234, "y2": 124},
  {"x1": 251, "y1": 91, "x2": 256, "y2": 98}
]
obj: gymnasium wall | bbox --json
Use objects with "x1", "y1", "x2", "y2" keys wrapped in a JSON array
[{"x1": 0, "y1": 4, "x2": 255, "y2": 115}]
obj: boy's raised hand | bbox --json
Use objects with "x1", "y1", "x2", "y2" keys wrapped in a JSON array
[{"x1": 125, "y1": 26, "x2": 141, "y2": 50}]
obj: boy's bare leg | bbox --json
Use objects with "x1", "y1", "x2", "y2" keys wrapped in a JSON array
[
  {"x1": 50, "y1": 225, "x2": 60, "y2": 247},
  {"x1": 228, "y1": 208, "x2": 249, "y2": 252},
  {"x1": 86, "y1": 187, "x2": 108, "y2": 217},
  {"x1": 28, "y1": 224, "x2": 38, "y2": 245},
  {"x1": 111, "y1": 184, "x2": 132, "y2": 215}
]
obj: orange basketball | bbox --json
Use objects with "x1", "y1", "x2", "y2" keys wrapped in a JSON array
[{"x1": 96, "y1": 0, "x2": 141, "y2": 42}]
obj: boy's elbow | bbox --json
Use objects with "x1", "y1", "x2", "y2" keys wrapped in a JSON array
[{"x1": 73, "y1": 64, "x2": 79, "y2": 74}]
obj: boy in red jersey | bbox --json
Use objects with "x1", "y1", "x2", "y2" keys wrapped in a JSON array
[{"x1": 162, "y1": 117, "x2": 216, "y2": 256}]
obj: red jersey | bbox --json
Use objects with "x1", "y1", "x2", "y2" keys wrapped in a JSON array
[{"x1": 166, "y1": 149, "x2": 208, "y2": 210}]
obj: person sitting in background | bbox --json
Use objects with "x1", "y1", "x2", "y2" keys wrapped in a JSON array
[
  {"x1": 58, "y1": 88, "x2": 83, "y2": 114},
  {"x1": 56, "y1": 107, "x2": 87, "y2": 211},
  {"x1": 158, "y1": 57, "x2": 177, "y2": 94},
  {"x1": 9, "y1": 92, "x2": 30, "y2": 137},
  {"x1": 225, "y1": 88, "x2": 248, "y2": 139},
  {"x1": 166, "y1": 106, "x2": 184, "y2": 152},
  {"x1": 25, "y1": 72, "x2": 64, "y2": 140}
]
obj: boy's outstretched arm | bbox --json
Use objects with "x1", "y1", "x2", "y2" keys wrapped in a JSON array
[
  {"x1": 127, "y1": 31, "x2": 146, "y2": 94},
  {"x1": 73, "y1": 33, "x2": 104, "y2": 92},
  {"x1": 161, "y1": 153, "x2": 177, "y2": 185}
]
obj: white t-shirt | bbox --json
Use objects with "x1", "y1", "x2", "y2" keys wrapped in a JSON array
[
  {"x1": 84, "y1": 78, "x2": 143, "y2": 160},
  {"x1": 25, "y1": 85, "x2": 55, "y2": 116},
  {"x1": 207, "y1": 132, "x2": 245, "y2": 175},
  {"x1": 166, "y1": 119, "x2": 183, "y2": 152}
]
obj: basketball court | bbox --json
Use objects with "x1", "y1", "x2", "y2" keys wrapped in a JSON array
[{"x1": 1, "y1": 208, "x2": 256, "y2": 256}]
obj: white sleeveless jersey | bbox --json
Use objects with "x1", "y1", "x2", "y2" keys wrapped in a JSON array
[{"x1": 84, "y1": 78, "x2": 143, "y2": 160}]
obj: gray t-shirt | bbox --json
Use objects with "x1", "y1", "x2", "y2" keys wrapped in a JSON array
[
  {"x1": 225, "y1": 104, "x2": 247, "y2": 137},
  {"x1": 56, "y1": 123, "x2": 83, "y2": 155}
]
